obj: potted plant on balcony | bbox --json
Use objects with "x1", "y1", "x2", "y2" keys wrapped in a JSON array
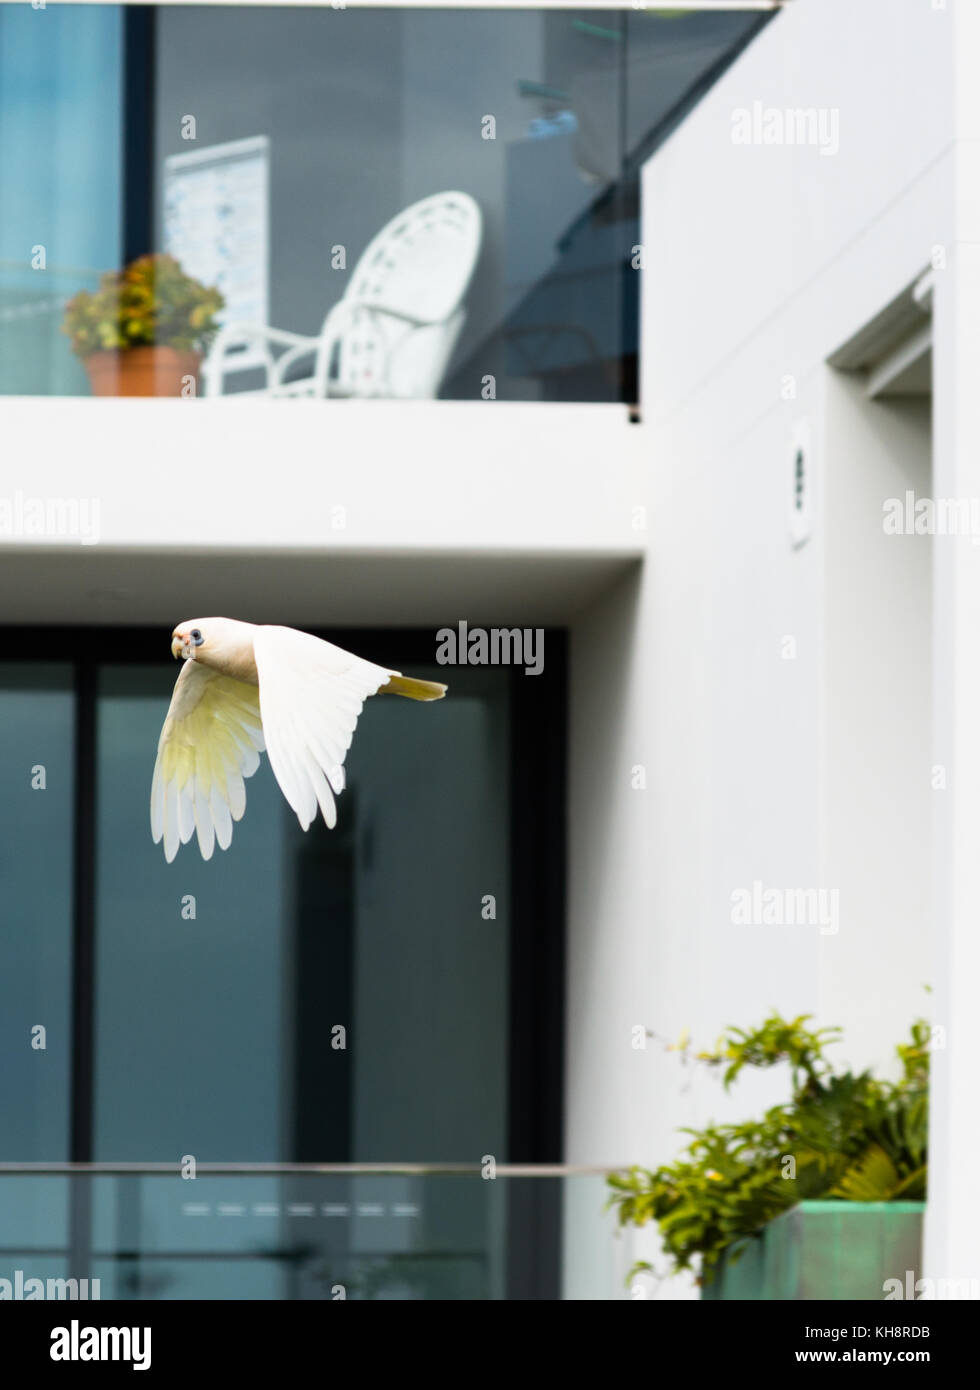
[
  {"x1": 63, "y1": 253, "x2": 224, "y2": 397},
  {"x1": 607, "y1": 1014, "x2": 929, "y2": 1299}
]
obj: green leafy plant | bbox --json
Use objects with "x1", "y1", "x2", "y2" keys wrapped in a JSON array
[
  {"x1": 607, "y1": 1014, "x2": 929, "y2": 1287},
  {"x1": 63, "y1": 253, "x2": 224, "y2": 358}
]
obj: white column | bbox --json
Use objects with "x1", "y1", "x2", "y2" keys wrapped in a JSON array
[{"x1": 924, "y1": 0, "x2": 980, "y2": 1288}]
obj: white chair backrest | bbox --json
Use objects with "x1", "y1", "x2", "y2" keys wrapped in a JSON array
[
  {"x1": 334, "y1": 191, "x2": 481, "y2": 398},
  {"x1": 347, "y1": 191, "x2": 481, "y2": 321}
]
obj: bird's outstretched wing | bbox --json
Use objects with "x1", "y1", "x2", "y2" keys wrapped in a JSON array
[
  {"x1": 253, "y1": 625, "x2": 393, "y2": 832},
  {"x1": 151, "y1": 660, "x2": 265, "y2": 862}
]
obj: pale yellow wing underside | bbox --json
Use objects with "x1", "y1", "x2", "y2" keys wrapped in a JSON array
[{"x1": 150, "y1": 660, "x2": 265, "y2": 863}]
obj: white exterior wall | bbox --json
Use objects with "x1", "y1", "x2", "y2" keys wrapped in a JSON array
[
  {"x1": 925, "y1": 0, "x2": 980, "y2": 1293},
  {"x1": 565, "y1": 0, "x2": 963, "y2": 1296}
]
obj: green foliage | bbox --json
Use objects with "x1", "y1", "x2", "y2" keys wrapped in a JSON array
[
  {"x1": 63, "y1": 254, "x2": 224, "y2": 357},
  {"x1": 607, "y1": 1015, "x2": 930, "y2": 1286}
]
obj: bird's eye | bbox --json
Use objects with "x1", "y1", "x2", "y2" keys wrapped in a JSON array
[{"x1": 190, "y1": 629, "x2": 204, "y2": 647}]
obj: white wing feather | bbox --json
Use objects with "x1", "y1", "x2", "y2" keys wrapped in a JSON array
[
  {"x1": 252, "y1": 625, "x2": 393, "y2": 832},
  {"x1": 150, "y1": 661, "x2": 265, "y2": 863}
]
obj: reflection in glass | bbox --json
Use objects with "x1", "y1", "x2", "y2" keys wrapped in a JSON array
[
  {"x1": 93, "y1": 663, "x2": 510, "y2": 1166},
  {"x1": 0, "y1": 5, "x2": 122, "y2": 395},
  {"x1": 0, "y1": 5, "x2": 765, "y2": 402},
  {"x1": 0, "y1": 664, "x2": 74, "y2": 1162},
  {"x1": 0, "y1": 1171, "x2": 608, "y2": 1300}
]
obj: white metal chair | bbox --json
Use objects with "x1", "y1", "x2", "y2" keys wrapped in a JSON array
[{"x1": 203, "y1": 191, "x2": 481, "y2": 400}]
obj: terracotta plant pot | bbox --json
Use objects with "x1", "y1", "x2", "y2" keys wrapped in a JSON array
[{"x1": 84, "y1": 346, "x2": 202, "y2": 398}]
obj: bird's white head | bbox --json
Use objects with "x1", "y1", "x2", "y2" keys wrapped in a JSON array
[
  {"x1": 171, "y1": 619, "x2": 212, "y2": 662},
  {"x1": 170, "y1": 617, "x2": 258, "y2": 681}
]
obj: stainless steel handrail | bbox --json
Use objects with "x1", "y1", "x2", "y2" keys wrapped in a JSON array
[{"x1": 0, "y1": 1161, "x2": 625, "y2": 1176}]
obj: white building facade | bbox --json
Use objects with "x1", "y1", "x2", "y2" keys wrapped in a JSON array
[{"x1": 1, "y1": 0, "x2": 976, "y2": 1299}]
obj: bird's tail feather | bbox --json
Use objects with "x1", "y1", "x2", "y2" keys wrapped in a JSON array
[{"x1": 381, "y1": 673, "x2": 448, "y2": 701}]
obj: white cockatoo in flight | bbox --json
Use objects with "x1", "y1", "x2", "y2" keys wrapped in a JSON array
[{"x1": 151, "y1": 617, "x2": 446, "y2": 862}]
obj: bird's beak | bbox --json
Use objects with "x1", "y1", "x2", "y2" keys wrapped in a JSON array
[{"x1": 171, "y1": 633, "x2": 185, "y2": 660}]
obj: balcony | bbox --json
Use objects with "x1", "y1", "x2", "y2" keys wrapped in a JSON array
[
  {"x1": 0, "y1": 1163, "x2": 636, "y2": 1300},
  {"x1": 0, "y1": 4, "x2": 769, "y2": 408},
  {"x1": 1, "y1": 395, "x2": 646, "y2": 627}
]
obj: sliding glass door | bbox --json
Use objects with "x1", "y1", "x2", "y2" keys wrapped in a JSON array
[{"x1": 0, "y1": 628, "x2": 565, "y2": 1297}]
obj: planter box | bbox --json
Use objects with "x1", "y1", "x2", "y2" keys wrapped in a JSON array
[{"x1": 702, "y1": 1201, "x2": 925, "y2": 1301}]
